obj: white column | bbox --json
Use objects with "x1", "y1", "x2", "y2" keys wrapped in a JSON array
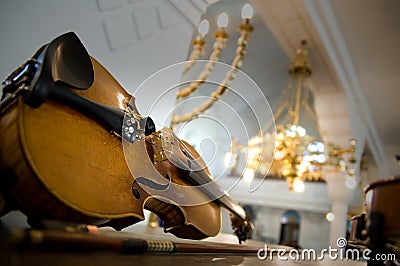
[{"x1": 323, "y1": 165, "x2": 354, "y2": 248}]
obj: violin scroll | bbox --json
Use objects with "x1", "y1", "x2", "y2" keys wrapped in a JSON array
[{"x1": 230, "y1": 214, "x2": 254, "y2": 244}]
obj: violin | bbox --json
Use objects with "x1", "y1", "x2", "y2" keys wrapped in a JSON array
[
  {"x1": 350, "y1": 177, "x2": 400, "y2": 245},
  {"x1": 0, "y1": 32, "x2": 253, "y2": 243}
]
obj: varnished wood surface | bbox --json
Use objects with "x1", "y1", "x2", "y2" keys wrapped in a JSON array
[
  {"x1": 365, "y1": 176, "x2": 400, "y2": 238},
  {"x1": 0, "y1": 219, "x2": 367, "y2": 266},
  {"x1": 0, "y1": 57, "x2": 222, "y2": 238},
  {"x1": 0, "y1": 247, "x2": 367, "y2": 266},
  {"x1": 0, "y1": 228, "x2": 367, "y2": 266}
]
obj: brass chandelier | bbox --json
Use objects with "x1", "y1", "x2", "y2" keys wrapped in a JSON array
[{"x1": 242, "y1": 40, "x2": 356, "y2": 192}]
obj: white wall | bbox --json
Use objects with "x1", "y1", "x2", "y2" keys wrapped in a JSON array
[
  {"x1": 0, "y1": 0, "x2": 199, "y2": 127},
  {"x1": 219, "y1": 200, "x2": 330, "y2": 251},
  {"x1": 217, "y1": 177, "x2": 332, "y2": 250},
  {"x1": 255, "y1": 207, "x2": 330, "y2": 251}
]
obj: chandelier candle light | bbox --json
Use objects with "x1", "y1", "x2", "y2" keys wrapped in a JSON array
[
  {"x1": 181, "y1": 20, "x2": 210, "y2": 75},
  {"x1": 178, "y1": 13, "x2": 229, "y2": 99},
  {"x1": 171, "y1": 4, "x2": 254, "y2": 128}
]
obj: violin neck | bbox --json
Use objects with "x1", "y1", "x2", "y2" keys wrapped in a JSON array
[
  {"x1": 219, "y1": 195, "x2": 247, "y2": 221},
  {"x1": 47, "y1": 86, "x2": 155, "y2": 141}
]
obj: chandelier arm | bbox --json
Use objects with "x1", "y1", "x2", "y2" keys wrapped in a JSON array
[
  {"x1": 178, "y1": 31, "x2": 228, "y2": 99},
  {"x1": 302, "y1": 101, "x2": 322, "y2": 135},
  {"x1": 300, "y1": 91, "x2": 318, "y2": 118},
  {"x1": 262, "y1": 101, "x2": 289, "y2": 133},
  {"x1": 293, "y1": 73, "x2": 304, "y2": 126},
  {"x1": 171, "y1": 21, "x2": 253, "y2": 128},
  {"x1": 182, "y1": 38, "x2": 206, "y2": 75}
]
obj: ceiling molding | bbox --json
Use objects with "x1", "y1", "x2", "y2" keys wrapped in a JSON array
[
  {"x1": 251, "y1": 0, "x2": 340, "y2": 94},
  {"x1": 303, "y1": 0, "x2": 390, "y2": 177},
  {"x1": 166, "y1": 0, "x2": 220, "y2": 27}
]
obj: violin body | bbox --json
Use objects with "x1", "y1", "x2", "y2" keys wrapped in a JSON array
[{"x1": 0, "y1": 57, "x2": 221, "y2": 239}]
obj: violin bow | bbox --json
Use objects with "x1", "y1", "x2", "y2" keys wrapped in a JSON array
[{"x1": 10, "y1": 229, "x2": 262, "y2": 254}]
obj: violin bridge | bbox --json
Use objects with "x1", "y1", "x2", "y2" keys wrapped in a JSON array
[{"x1": 150, "y1": 129, "x2": 173, "y2": 164}]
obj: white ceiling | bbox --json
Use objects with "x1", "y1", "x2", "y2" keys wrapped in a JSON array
[{"x1": 330, "y1": 0, "x2": 400, "y2": 176}]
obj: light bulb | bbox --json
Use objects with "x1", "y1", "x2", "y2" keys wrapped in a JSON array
[
  {"x1": 293, "y1": 177, "x2": 305, "y2": 193},
  {"x1": 198, "y1": 19, "x2": 209, "y2": 37},
  {"x1": 326, "y1": 212, "x2": 334, "y2": 222},
  {"x1": 350, "y1": 138, "x2": 356, "y2": 146},
  {"x1": 277, "y1": 133, "x2": 284, "y2": 140},
  {"x1": 224, "y1": 151, "x2": 237, "y2": 168},
  {"x1": 274, "y1": 150, "x2": 285, "y2": 160},
  {"x1": 241, "y1": 3, "x2": 253, "y2": 19},
  {"x1": 345, "y1": 176, "x2": 357, "y2": 189},
  {"x1": 297, "y1": 161, "x2": 310, "y2": 174},
  {"x1": 282, "y1": 169, "x2": 291, "y2": 176},
  {"x1": 297, "y1": 126, "x2": 306, "y2": 137},
  {"x1": 308, "y1": 143, "x2": 317, "y2": 153},
  {"x1": 317, "y1": 154, "x2": 326, "y2": 163},
  {"x1": 217, "y1": 12, "x2": 229, "y2": 28},
  {"x1": 243, "y1": 168, "x2": 254, "y2": 182}
]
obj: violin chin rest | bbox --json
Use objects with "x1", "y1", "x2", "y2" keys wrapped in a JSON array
[
  {"x1": 47, "y1": 31, "x2": 94, "y2": 90},
  {"x1": 24, "y1": 32, "x2": 95, "y2": 108}
]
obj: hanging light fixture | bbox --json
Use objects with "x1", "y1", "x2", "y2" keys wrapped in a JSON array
[
  {"x1": 239, "y1": 40, "x2": 356, "y2": 192},
  {"x1": 171, "y1": 4, "x2": 254, "y2": 129}
]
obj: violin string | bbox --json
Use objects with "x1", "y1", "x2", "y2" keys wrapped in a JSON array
[
  {"x1": 127, "y1": 105, "x2": 191, "y2": 145},
  {"x1": 143, "y1": 132, "x2": 198, "y2": 161},
  {"x1": 156, "y1": 129, "x2": 200, "y2": 161},
  {"x1": 141, "y1": 128, "x2": 202, "y2": 166},
  {"x1": 124, "y1": 110, "x2": 202, "y2": 165},
  {"x1": 127, "y1": 108, "x2": 191, "y2": 150}
]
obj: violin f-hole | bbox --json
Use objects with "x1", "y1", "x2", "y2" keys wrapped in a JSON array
[
  {"x1": 131, "y1": 186, "x2": 140, "y2": 199},
  {"x1": 131, "y1": 175, "x2": 171, "y2": 199}
]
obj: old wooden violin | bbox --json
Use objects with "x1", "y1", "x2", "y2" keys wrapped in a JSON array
[{"x1": 0, "y1": 32, "x2": 253, "y2": 243}]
